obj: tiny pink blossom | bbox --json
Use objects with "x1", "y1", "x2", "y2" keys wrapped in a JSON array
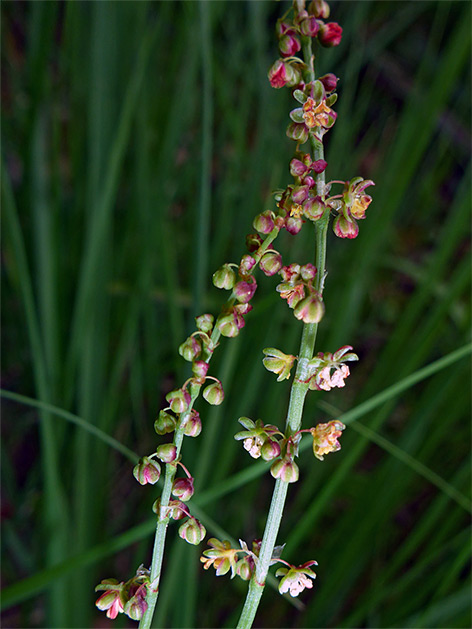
[{"x1": 95, "y1": 588, "x2": 124, "y2": 620}]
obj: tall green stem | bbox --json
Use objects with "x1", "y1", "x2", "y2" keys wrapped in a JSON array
[
  {"x1": 139, "y1": 226, "x2": 281, "y2": 629},
  {"x1": 236, "y1": 30, "x2": 329, "y2": 629}
]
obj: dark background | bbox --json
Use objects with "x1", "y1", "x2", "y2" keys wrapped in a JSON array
[{"x1": 2, "y1": 1, "x2": 471, "y2": 627}]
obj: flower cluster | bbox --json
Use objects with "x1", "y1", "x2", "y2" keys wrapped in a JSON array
[
  {"x1": 200, "y1": 537, "x2": 317, "y2": 599},
  {"x1": 276, "y1": 263, "x2": 324, "y2": 324},
  {"x1": 327, "y1": 177, "x2": 375, "y2": 239},
  {"x1": 200, "y1": 538, "x2": 258, "y2": 580},
  {"x1": 286, "y1": 79, "x2": 338, "y2": 145},
  {"x1": 305, "y1": 345, "x2": 359, "y2": 390},
  {"x1": 95, "y1": 568, "x2": 150, "y2": 622},
  {"x1": 234, "y1": 417, "x2": 283, "y2": 460},
  {"x1": 268, "y1": 0, "x2": 343, "y2": 90}
]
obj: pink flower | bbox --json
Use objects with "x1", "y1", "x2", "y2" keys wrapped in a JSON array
[
  {"x1": 276, "y1": 282, "x2": 305, "y2": 308},
  {"x1": 95, "y1": 580, "x2": 125, "y2": 619},
  {"x1": 275, "y1": 561, "x2": 318, "y2": 597}
]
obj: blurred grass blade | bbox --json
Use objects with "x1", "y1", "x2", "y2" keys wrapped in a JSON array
[{"x1": 0, "y1": 389, "x2": 139, "y2": 463}]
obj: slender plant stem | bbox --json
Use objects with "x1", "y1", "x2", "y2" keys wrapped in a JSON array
[
  {"x1": 236, "y1": 31, "x2": 329, "y2": 629},
  {"x1": 139, "y1": 226, "x2": 281, "y2": 629}
]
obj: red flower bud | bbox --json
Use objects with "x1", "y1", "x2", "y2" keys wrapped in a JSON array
[
  {"x1": 290, "y1": 158, "x2": 309, "y2": 178},
  {"x1": 319, "y1": 73, "x2": 338, "y2": 92},
  {"x1": 172, "y1": 477, "x2": 194, "y2": 501},
  {"x1": 318, "y1": 22, "x2": 342, "y2": 47},
  {"x1": 239, "y1": 254, "x2": 256, "y2": 276},
  {"x1": 286, "y1": 216, "x2": 303, "y2": 235},
  {"x1": 246, "y1": 233, "x2": 263, "y2": 252},
  {"x1": 152, "y1": 498, "x2": 187, "y2": 519},
  {"x1": 233, "y1": 278, "x2": 257, "y2": 303},
  {"x1": 268, "y1": 59, "x2": 291, "y2": 89},
  {"x1": 311, "y1": 159, "x2": 328, "y2": 173},
  {"x1": 275, "y1": 19, "x2": 294, "y2": 38},
  {"x1": 303, "y1": 196, "x2": 325, "y2": 221},
  {"x1": 291, "y1": 185, "x2": 309, "y2": 204},
  {"x1": 124, "y1": 584, "x2": 148, "y2": 621},
  {"x1": 195, "y1": 313, "x2": 214, "y2": 333},
  {"x1": 133, "y1": 457, "x2": 161, "y2": 485},
  {"x1": 303, "y1": 175, "x2": 316, "y2": 189},
  {"x1": 300, "y1": 263, "x2": 317, "y2": 281}
]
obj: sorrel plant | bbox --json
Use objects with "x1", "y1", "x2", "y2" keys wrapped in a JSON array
[{"x1": 94, "y1": 0, "x2": 377, "y2": 626}]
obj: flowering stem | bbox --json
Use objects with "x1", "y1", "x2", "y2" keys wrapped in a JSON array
[
  {"x1": 236, "y1": 33, "x2": 329, "y2": 629},
  {"x1": 139, "y1": 225, "x2": 281, "y2": 629}
]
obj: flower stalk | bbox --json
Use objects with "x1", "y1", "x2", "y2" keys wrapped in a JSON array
[
  {"x1": 237, "y1": 93, "x2": 328, "y2": 629},
  {"x1": 96, "y1": 1, "x2": 374, "y2": 626}
]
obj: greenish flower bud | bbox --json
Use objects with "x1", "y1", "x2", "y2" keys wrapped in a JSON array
[
  {"x1": 165, "y1": 388, "x2": 191, "y2": 413},
  {"x1": 180, "y1": 409, "x2": 202, "y2": 437},
  {"x1": 261, "y1": 439, "x2": 282, "y2": 461},
  {"x1": 124, "y1": 585, "x2": 148, "y2": 621},
  {"x1": 133, "y1": 456, "x2": 161, "y2": 485},
  {"x1": 260, "y1": 251, "x2": 283, "y2": 277},
  {"x1": 195, "y1": 313, "x2": 214, "y2": 333},
  {"x1": 179, "y1": 517, "x2": 206, "y2": 545},
  {"x1": 216, "y1": 313, "x2": 239, "y2": 338},
  {"x1": 212, "y1": 263, "x2": 236, "y2": 289},
  {"x1": 286, "y1": 122, "x2": 308, "y2": 143},
  {"x1": 154, "y1": 410, "x2": 177, "y2": 435},
  {"x1": 203, "y1": 380, "x2": 225, "y2": 405},
  {"x1": 178, "y1": 336, "x2": 201, "y2": 362},
  {"x1": 192, "y1": 360, "x2": 209, "y2": 383},
  {"x1": 293, "y1": 294, "x2": 325, "y2": 323},
  {"x1": 156, "y1": 443, "x2": 177, "y2": 463},
  {"x1": 253, "y1": 211, "x2": 275, "y2": 235},
  {"x1": 270, "y1": 457, "x2": 299, "y2": 483}
]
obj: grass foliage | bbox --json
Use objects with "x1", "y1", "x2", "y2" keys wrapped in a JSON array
[{"x1": 1, "y1": 1, "x2": 471, "y2": 627}]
